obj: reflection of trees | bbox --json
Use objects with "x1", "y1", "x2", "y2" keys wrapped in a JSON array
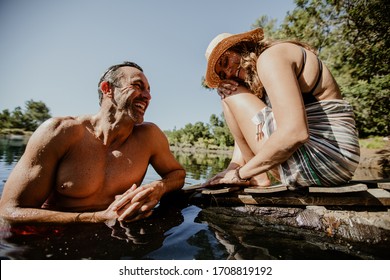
[
  {"x1": 172, "y1": 151, "x2": 230, "y2": 180},
  {"x1": 0, "y1": 138, "x2": 26, "y2": 165},
  {"x1": 187, "y1": 229, "x2": 228, "y2": 259}
]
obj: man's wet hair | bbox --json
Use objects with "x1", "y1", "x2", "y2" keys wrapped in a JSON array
[{"x1": 97, "y1": 61, "x2": 143, "y2": 105}]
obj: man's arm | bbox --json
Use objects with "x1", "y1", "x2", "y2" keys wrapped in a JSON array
[
  {"x1": 148, "y1": 123, "x2": 186, "y2": 194},
  {"x1": 111, "y1": 123, "x2": 185, "y2": 222},
  {"x1": 0, "y1": 118, "x2": 108, "y2": 224}
]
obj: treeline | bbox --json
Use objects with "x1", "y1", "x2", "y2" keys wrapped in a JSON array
[
  {"x1": 164, "y1": 114, "x2": 234, "y2": 150},
  {"x1": 0, "y1": 100, "x2": 51, "y2": 134}
]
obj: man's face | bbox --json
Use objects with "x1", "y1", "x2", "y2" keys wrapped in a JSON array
[{"x1": 113, "y1": 67, "x2": 151, "y2": 124}]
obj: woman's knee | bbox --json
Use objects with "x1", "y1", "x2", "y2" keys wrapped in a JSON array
[{"x1": 223, "y1": 91, "x2": 266, "y2": 118}]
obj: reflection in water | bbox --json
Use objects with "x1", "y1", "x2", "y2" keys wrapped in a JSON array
[
  {"x1": 172, "y1": 150, "x2": 231, "y2": 182},
  {"x1": 0, "y1": 139, "x2": 389, "y2": 259},
  {"x1": 197, "y1": 207, "x2": 390, "y2": 260},
  {"x1": 0, "y1": 200, "x2": 186, "y2": 259},
  {"x1": 0, "y1": 137, "x2": 28, "y2": 165},
  {"x1": 0, "y1": 196, "x2": 232, "y2": 260}
]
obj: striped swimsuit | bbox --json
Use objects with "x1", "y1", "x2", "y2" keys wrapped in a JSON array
[{"x1": 251, "y1": 48, "x2": 360, "y2": 188}]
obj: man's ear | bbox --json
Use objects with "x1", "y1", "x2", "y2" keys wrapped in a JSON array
[{"x1": 100, "y1": 81, "x2": 113, "y2": 97}]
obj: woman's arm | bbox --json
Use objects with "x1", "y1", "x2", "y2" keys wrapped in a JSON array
[{"x1": 237, "y1": 44, "x2": 310, "y2": 180}]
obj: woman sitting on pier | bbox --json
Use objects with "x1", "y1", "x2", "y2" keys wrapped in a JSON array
[{"x1": 202, "y1": 28, "x2": 360, "y2": 189}]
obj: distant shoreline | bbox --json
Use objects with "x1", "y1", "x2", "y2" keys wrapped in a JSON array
[{"x1": 169, "y1": 145, "x2": 233, "y2": 155}]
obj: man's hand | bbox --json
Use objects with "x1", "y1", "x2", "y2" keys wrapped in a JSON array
[{"x1": 98, "y1": 182, "x2": 165, "y2": 224}]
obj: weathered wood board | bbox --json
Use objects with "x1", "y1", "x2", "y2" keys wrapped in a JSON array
[{"x1": 185, "y1": 180, "x2": 390, "y2": 207}]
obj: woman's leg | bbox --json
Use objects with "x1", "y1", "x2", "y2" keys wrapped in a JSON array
[
  {"x1": 221, "y1": 88, "x2": 272, "y2": 186},
  {"x1": 222, "y1": 101, "x2": 254, "y2": 164}
]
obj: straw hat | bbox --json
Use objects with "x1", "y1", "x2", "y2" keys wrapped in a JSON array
[{"x1": 204, "y1": 28, "x2": 264, "y2": 88}]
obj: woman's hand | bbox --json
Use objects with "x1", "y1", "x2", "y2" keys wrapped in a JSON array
[
  {"x1": 217, "y1": 79, "x2": 239, "y2": 99},
  {"x1": 201, "y1": 168, "x2": 251, "y2": 187}
]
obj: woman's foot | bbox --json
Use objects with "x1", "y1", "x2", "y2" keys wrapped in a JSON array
[{"x1": 249, "y1": 173, "x2": 271, "y2": 187}]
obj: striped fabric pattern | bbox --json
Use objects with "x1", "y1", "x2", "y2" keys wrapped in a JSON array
[{"x1": 251, "y1": 100, "x2": 360, "y2": 188}]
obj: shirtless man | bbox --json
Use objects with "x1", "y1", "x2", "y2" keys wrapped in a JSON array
[{"x1": 0, "y1": 61, "x2": 186, "y2": 224}]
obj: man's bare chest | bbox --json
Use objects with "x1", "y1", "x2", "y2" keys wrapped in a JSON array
[{"x1": 55, "y1": 142, "x2": 150, "y2": 199}]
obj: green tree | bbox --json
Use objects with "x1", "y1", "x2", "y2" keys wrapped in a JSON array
[
  {"x1": 0, "y1": 109, "x2": 12, "y2": 130},
  {"x1": 0, "y1": 100, "x2": 52, "y2": 132},
  {"x1": 344, "y1": 75, "x2": 389, "y2": 137},
  {"x1": 165, "y1": 128, "x2": 183, "y2": 146},
  {"x1": 209, "y1": 114, "x2": 234, "y2": 147},
  {"x1": 164, "y1": 114, "x2": 235, "y2": 148},
  {"x1": 23, "y1": 100, "x2": 52, "y2": 131},
  {"x1": 10, "y1": 106, "x2": 25, "y2": 129},
  {"x1": 338, "y1": 0, "x2": 390, "y2": 81},
  {"x1": 180, "y1": 122, "x2": 211, "y2": 145}
]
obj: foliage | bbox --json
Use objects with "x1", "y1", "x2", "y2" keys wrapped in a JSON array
[
  {"x1": 343, "y1": 75, "x2": 389, "y2": 137},
  {"x1": 0, "y1": 100, "x2": 52, "y2": 133},
  {"x1": 165, "y1": 114, "x2": 234, "y2": 148},
  {"x1": 251, "y1": 0, "x2": 389, "y2": 137},
  {"x1": 359, "y1": 136, "x2": 389, "y2": 150}
]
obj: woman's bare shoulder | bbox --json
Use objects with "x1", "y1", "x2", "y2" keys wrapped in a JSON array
[{"x1": 259, "y1": 43, "x2": 302, "y2": 62}]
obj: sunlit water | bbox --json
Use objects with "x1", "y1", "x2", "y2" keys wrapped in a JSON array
[{"x1": 0, "y1": 137, "x2": 389, "y2": 260}]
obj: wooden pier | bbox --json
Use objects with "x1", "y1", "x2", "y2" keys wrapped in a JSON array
[
  {"x1": 180, "y1": 180, "x2": 390, "y2": 244},
  {"x1": 183, "y1": 180, "x2": 390, "y2": 208}
]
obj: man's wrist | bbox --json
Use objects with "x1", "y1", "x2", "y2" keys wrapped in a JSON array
[{"x1": 74, "y1": 211, "x2": 98, "y2": 223}]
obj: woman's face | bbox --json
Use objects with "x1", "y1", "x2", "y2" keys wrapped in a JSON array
[{"x1": 215, "y1": 50, "x2": 245, "y2": 81}]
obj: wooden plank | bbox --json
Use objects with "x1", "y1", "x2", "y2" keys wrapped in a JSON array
[
  {"x1": 181, "y1": 184, "x2": 203, "y2": 193},
  {"x1": 350, "y1": 179, "x2": 390, "y2": 188},
  {"x1": 190, "y1": 192, "x2": 390, "y2": 207},
  {"x1": 378, "y1": 182, "x2": 390, "y2": 190},
  {"x1": 236, "y1": 192, "x2": 390, "y2": 207},
  {"x1": 244, "y1": 184, "x2": 288, "y2": 194},
  {"x1": 367, "y1": 188, "x2": 390, "y2": 197},
  {"x1": 201, "y1": 186, "x2": 240, "y2": 195},
  {"x1": 185, "y1": 180, "x2": 390, "y2": 207},
  {"x1": 309, "y1": 183, "x2": 368, "y2": 193},
  {"x1": 182, "y1": 180, "x2": 388, "y2": 193},
  {"x1": 367, "y1": 189, "x2": 390, "y2": 206}
]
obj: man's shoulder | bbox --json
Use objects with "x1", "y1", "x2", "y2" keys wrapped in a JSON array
[
  {"x1": 36, "y1": 115, "x2": 90, "y2": 140},
  {"x1": 41, "y1": 116, "x2": 82, "y2": 130},
  {"x1": 134, "y1": 122, "x2": 163, "y2": 132},
  {"x1": 23, "y1": 116, "x2": 89, "y2": 154},
  {"x1": 133, "y1": 122, "x2": 166, "y2": 140}
]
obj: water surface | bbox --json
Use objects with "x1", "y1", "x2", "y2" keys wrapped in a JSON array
[{"x1": 0, "y1": 137, "x2": 389, "y2": 259}]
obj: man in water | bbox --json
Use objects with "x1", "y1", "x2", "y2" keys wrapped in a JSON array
[{"x1": 0, "y1": 61, "x2": 186, "y2": 224}]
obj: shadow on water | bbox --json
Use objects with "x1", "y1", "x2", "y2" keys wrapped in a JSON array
[
  {"x1": 0, "y1": 194, "x2": 230, "y2": 260},
  {"x1": 0, "y1": 201, "x2": 186, "y2": 260},
  {"x1": 0, "y1": 139, "x2": 389, "y2": 259}
]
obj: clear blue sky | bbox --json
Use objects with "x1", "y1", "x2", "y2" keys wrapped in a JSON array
[{"x1": 0, "y1": 0, "x2": 295, "y2": 131}]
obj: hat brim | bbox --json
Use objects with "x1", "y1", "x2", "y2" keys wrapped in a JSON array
[{"x1": 204, "y1": 28, "x2": 264, "y2": 88}]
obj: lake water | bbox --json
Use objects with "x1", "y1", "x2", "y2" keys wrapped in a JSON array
[{"x1": 0, "y1": 137, "x2": 389, "y2": 260}]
